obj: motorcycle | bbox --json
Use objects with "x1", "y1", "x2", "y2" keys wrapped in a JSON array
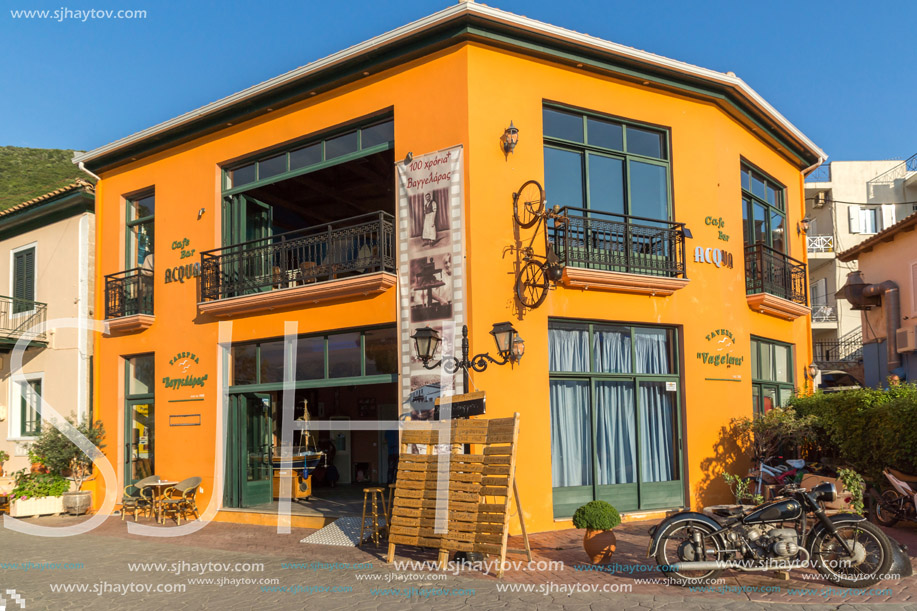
[
  {"x1": 871, "y1": 468, "x2": 917, "y2": 527},
  {"x1": 647, "y1": 481, "x2": 909, "y2": 587}
]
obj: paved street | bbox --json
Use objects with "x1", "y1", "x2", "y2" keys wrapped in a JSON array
[{"x1": 0, "y1": 515, "x2": 915, "y2": 610}]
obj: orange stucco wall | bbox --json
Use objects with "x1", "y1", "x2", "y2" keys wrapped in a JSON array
[{"x1": 92, "y1": 41, "x2": 813, "y2": 535}]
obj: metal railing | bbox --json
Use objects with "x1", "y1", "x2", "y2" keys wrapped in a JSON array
[
  {"x1": 806, "y1": 234, "x2": 834, "y2": 253},
  {"x1": 810, "y1": 299, "x2": 838, "y2": 323},
  {"x1": 200, "y1": 211, "x2": 395, "y2": 302},
  {"x1": 105, "y1": 268, "x2": 154, "y2": 319},
  {"x1": 550, "y1": 207, "x2": 687, "y2": 278},
  {"x1": 814, "y1": 330, "x2": 862, "y2": 363},
  {"x1": 805, "y1": 164, "x2": 831, "y2": 183},
  {"x1": 0, "y1": 296, "x2": 48, "y2": 343},
  {"x1": 866, "y1": 152, "x2": 917, "y2": 187},
  {"x1": 744, "y1": 242, "x2": 808, "y2": 305}
]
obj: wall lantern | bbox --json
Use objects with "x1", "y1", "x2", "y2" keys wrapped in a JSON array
[
  {"x1": 501, "y1": 121, "x2": 519, "y2": 155},
  {"x1": 412, "y1": 322, "x2": 524, "y2": 387},
  {"x1": 797, "y1": 218, "x2": 812, "y2": 236},
  {"x1": 805, "y1": 362, "x2": 819, "y2": 380}
]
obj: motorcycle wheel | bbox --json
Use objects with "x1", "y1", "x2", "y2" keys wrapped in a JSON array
[
  {"x1": 654, "y1": 520, "x2": 726, "y2": 586},
  {"x1": 871, "y1": 489, "x2": 903, "y2": 527},
  {"x1": 811, "y1": 520, "x2": 893, "y2": 587}
]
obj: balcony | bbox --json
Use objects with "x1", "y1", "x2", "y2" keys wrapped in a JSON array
[
  {"x1": 805, "y1": 164, "x2": 831, "y2": 183},
  {"x1": 814, "y1": 330, "x2": 862, "y2": 366},
  {"x1": 0, "y1": 296, "x2": 48, "y2": 349},
  {"x1": 811, "y1": 299, "x2": 839, "y2": 327},
  {"x1": 806, "y1": 234, "x2": 834, "y2": 254},
  {"x1": 104, "y1": 269, "x2": 154, "y2": 333},
  {"x1": 744, "y1": 242, "x2": 809, "y2": 320},
  {"x1": 550, "y1": 207, "x2": 689, "y2": 296},
  {"x1": 199, "y1": 211, "x2": 395, "y2": 317}
]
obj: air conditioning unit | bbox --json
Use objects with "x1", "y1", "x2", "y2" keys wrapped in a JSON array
[
  {"x1": 814, "y1": 192, "x2": 827, "y2": 208},
  {"x1": 897, "y1": 327, "x2": 917, "y2": 353}
]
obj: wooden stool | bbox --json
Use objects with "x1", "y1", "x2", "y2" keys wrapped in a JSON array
[{"x1": 360, "y1": 487, "x2": 386, "y2": 547}]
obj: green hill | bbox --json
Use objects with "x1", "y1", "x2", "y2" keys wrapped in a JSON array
[{"x1": 0, "y1": 146, "x2": 91, "y2": 210}]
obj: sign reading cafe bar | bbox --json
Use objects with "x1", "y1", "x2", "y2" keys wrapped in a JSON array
[{"x1": 396, "y1": 146, "x2": 466, "y2": 418}]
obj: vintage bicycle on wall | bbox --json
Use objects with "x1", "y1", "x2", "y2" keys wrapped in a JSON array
[{"x1": 512, "y1": 180, "x2": 568, "y2": 309}]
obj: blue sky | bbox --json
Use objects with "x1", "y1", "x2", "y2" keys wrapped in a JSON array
[{"x1": 1, "y1": 0, "x2": 914, "y2": 162}]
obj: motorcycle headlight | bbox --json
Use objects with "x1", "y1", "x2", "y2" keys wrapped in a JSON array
[{"x1": 812, "y1": 481, "x2": 837, "y2": 503}]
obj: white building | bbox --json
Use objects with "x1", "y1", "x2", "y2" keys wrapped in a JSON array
[{"x1": 804, "y1": 155, "x2": 917, "y2": 378}]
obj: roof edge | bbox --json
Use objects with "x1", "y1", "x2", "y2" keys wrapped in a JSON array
[{"x1": 837, "y1": 211, "x2": 917, "y2": 261}]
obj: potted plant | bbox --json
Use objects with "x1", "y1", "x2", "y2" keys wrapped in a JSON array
[
  {"x1": 572, "y1": 500, "x2": 621, "y2": 564},
  {"x1": 0, "y1": 450, "x2": 9, "y2": 477},
  {"x1": 722, "y1": 472, "x2": 764, "y2": 506},
  {"x1": 9, "y1": 469, "x2": 70, "y2": 517},
  {"x1": 29, "y1": 416, "x2": 105, "y2": 516}
]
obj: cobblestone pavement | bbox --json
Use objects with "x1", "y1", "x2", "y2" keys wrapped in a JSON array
[{"x1": 0, "y1": 514, "x2": 914, "y2": 610}]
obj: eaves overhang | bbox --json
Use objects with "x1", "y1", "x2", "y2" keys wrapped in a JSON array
[{"x1": 73, "y1": 2, "x2": 825, "y2": 174}]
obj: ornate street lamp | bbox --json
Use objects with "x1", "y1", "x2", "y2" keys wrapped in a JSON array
[
  {"x1": 501, "y1": 121, "x2": 519, "y2": 155},
  {"x1": 412, "y1": 322, "x2": 524, "y2": 388}
]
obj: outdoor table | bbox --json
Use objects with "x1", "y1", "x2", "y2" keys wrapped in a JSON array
[{"x1": 147, "y1": 481, "x2": 178, "y2": 524}]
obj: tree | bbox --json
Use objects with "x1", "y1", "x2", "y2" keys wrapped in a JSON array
[{"x1": 29, "y1": 415, "x2": 106, "y2": 491}]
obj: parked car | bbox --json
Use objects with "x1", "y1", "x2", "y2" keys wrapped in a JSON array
[{"x1": 819, "y1": 370, "x2": 862, "y2": 393}]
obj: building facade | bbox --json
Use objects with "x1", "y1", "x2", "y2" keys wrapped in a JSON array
[
  {"x1": 804, "y1": 156, "x2": 917, "y2": 378},
  {"x1": 837, "y1": 213, "x2": 917, "y2": 387},
  {"x1": 0, "y1": 181, "x2": 95, "y2": 480},
  {"x1": 78, "y1": 4, "x2": 823, "y2": 533}
]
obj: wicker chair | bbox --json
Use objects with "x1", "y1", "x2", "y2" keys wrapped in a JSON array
[
  {"x1": 121, "y1": 475, "x2": 160, "y2": 521},
  {"x1": 159, "y1": 477, "x2": 202, "y2": 525}
]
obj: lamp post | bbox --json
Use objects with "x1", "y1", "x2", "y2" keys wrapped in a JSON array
[{"x1": 412, "y1": 322, "x2": 524, "y2": 391}]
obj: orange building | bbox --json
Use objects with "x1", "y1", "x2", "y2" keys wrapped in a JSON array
[{"x1": 76, "y1": 3, "x2": 824, "y2": 534}]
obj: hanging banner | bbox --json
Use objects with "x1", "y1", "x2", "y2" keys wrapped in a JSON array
[{"x1": 396, "y1": 146, "x2": 466, "y2": 421}]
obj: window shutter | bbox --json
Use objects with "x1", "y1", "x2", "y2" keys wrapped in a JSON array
[
  {"x1": 848, "y1": 206, "x2": 860, "y2": 233},
  {"x1": 911, "y1": 262, "x2": 917, "y2": 315},
  {"x1": 23, "y1": 248, "x2": 34, "y2": 302},
  {"x1": 881, "y1": 205, "x2": 894, "y2": 232}
]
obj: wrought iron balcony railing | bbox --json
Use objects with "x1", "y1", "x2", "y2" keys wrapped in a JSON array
[
  {"x1": 806, "y1": 235, "x2": 834, "y2": 253},
  {"x1": 0, "y1": 296, "x2": 48, "y2": 344},
  {"x1": 105, "y1": 268, "x2": 154, "y2": 319},
  {"x1": 200, "y1": 211, "x2": 395, "y2": 302},
  {"x1": 814, "y1": 330, "x2": 862, "y2": 363},
  {"x1": 549, "y1": 207, "x2": 687, "y2": 278},
  {"x1": 744, "y1": 242, "x2": 808, "y2": 305}
]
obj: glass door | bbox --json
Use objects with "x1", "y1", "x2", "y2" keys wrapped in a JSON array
[
  {"x1": 243, "y1": 393, "x2": 273, "y2": 506},
  {"x1": 636, "y1": 380, "x2": 682, "y2": 509},
  {"x1": 125, "y1": 400, "x2": 155, "y2": 485}
]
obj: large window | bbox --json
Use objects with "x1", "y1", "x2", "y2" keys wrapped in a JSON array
[
  {"x1": 741, "y1": 164, "x2": 786, "y2": 252},
  {"x1": 750, "y1": 337, "x2": 794, "y2": 416},
  {"x1": 231, "y1": 326, "x2": 397, "y2": 387},
  {"x1": 125, "y1": 354, "x2": 155, "y2": 483},
  {"x1": 11, "y1": 245, "x2": 36, "y2": 313},
  {"x1": 548, "y1": 321, "x2": 682, "y2": 517},
  {"x1": 543, "y1": 106, "x2": 671, "y2": 221},
  {"x1": 126, "y1": 192, "x2": 155, "y2": 269}
]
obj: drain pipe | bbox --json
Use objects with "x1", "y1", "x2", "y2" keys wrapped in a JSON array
[
  {"x1": 77, "y1": 161, "x2": 101, "y2": 182},
  {"x1": 862, "y1": 281, "x2": 902, "y2": 371}
]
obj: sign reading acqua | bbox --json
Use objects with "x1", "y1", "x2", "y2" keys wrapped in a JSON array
[
  {"x1": 696, "y1": 328, "x2": 744, "y2": 368},
  {"x1": 162, "y1": 351, "x2": 208, "y2": 390}
]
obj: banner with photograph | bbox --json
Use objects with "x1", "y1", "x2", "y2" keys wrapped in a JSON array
[{"x1": 396, "y1": 146, "x2": 465, "y2": 421}]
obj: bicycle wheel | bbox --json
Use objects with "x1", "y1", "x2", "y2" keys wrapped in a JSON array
[
  {"x1": 516, "y1": 260, "x2": 549, "y2": 308},
  {"x1": 513, "y1": 180, "x2": 545, "y2": 228},
  {"x1": 871, "y1": 489, "x2": 904, "y2": 527}
]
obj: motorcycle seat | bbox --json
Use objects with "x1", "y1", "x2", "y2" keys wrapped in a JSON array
[{"x1": 887, "y1": 468, "x2": 917, "y2": 484}]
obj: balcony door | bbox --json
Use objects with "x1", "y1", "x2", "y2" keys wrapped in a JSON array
[{"x1": 222, "y1": 195, "x2": 273, "y2": 296}]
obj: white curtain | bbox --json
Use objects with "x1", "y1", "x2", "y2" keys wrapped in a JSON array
[
  {"x1": 595, "y1": 381, "x2": 636, "y2": 484},
  {"x1": 640, "y1": 382, "x2": 675, "y2": 482},
  {"x1": 549, "y1": 326, "x2": 589, "y2": 372},
  {"x1": 550, "y1": 380, "x2": 592, "y2": 487},
  {"x1": 635, "y1": 329, "x2": 669, "y2": 374},
  {"x1": 594, "y1": 326, "x2": 631, "y2": 373}
]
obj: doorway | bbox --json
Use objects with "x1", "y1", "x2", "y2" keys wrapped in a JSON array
[{"x1": 225, "y1": 393, "x2": 273, "y2": 508}]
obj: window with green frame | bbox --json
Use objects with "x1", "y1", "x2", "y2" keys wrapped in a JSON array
[
  {"x1": 223, "y1": 118, "x2": 394, "y2": 192},
  {"x1": 125, "y1": 354, "x2": 155, "y2": 484},
  {"x1": 20, "y1": 378, "x2": 42, "y2": 437},
  {"x1": 548, "y1": 320, "x2": 683, "y2": 517},
  {"x1": 750, "y1": 337, "x2": 795, "y2": 416},
  {"x1": 230, "y1": 326, "x2": 397, "y2": 388},
  {"x1": 543, "y1": 106, "x2": 671, "y2": 221},
  {"x1": 126, "y1": 192, "x2": 155, "y2": 269},
  {"x1": 741, "y1": 164, "x2": 786, "y2": 252}
]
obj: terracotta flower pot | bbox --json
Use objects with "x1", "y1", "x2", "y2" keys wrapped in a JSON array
[{"x1": 583, "y1": 528, "x2": 617, "y2": 564}]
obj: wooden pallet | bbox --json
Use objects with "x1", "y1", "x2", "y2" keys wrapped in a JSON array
[{"x1": 385, "y1": 413, "x2": 530, "y2": 577}]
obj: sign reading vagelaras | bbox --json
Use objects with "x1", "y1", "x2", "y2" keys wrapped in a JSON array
[
  {"x1": 162, "y1": 351, "x2": 208, "y2": 390},
  {"x1": 696, "y1": 328, "x2": 744, "y2": 367}
]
